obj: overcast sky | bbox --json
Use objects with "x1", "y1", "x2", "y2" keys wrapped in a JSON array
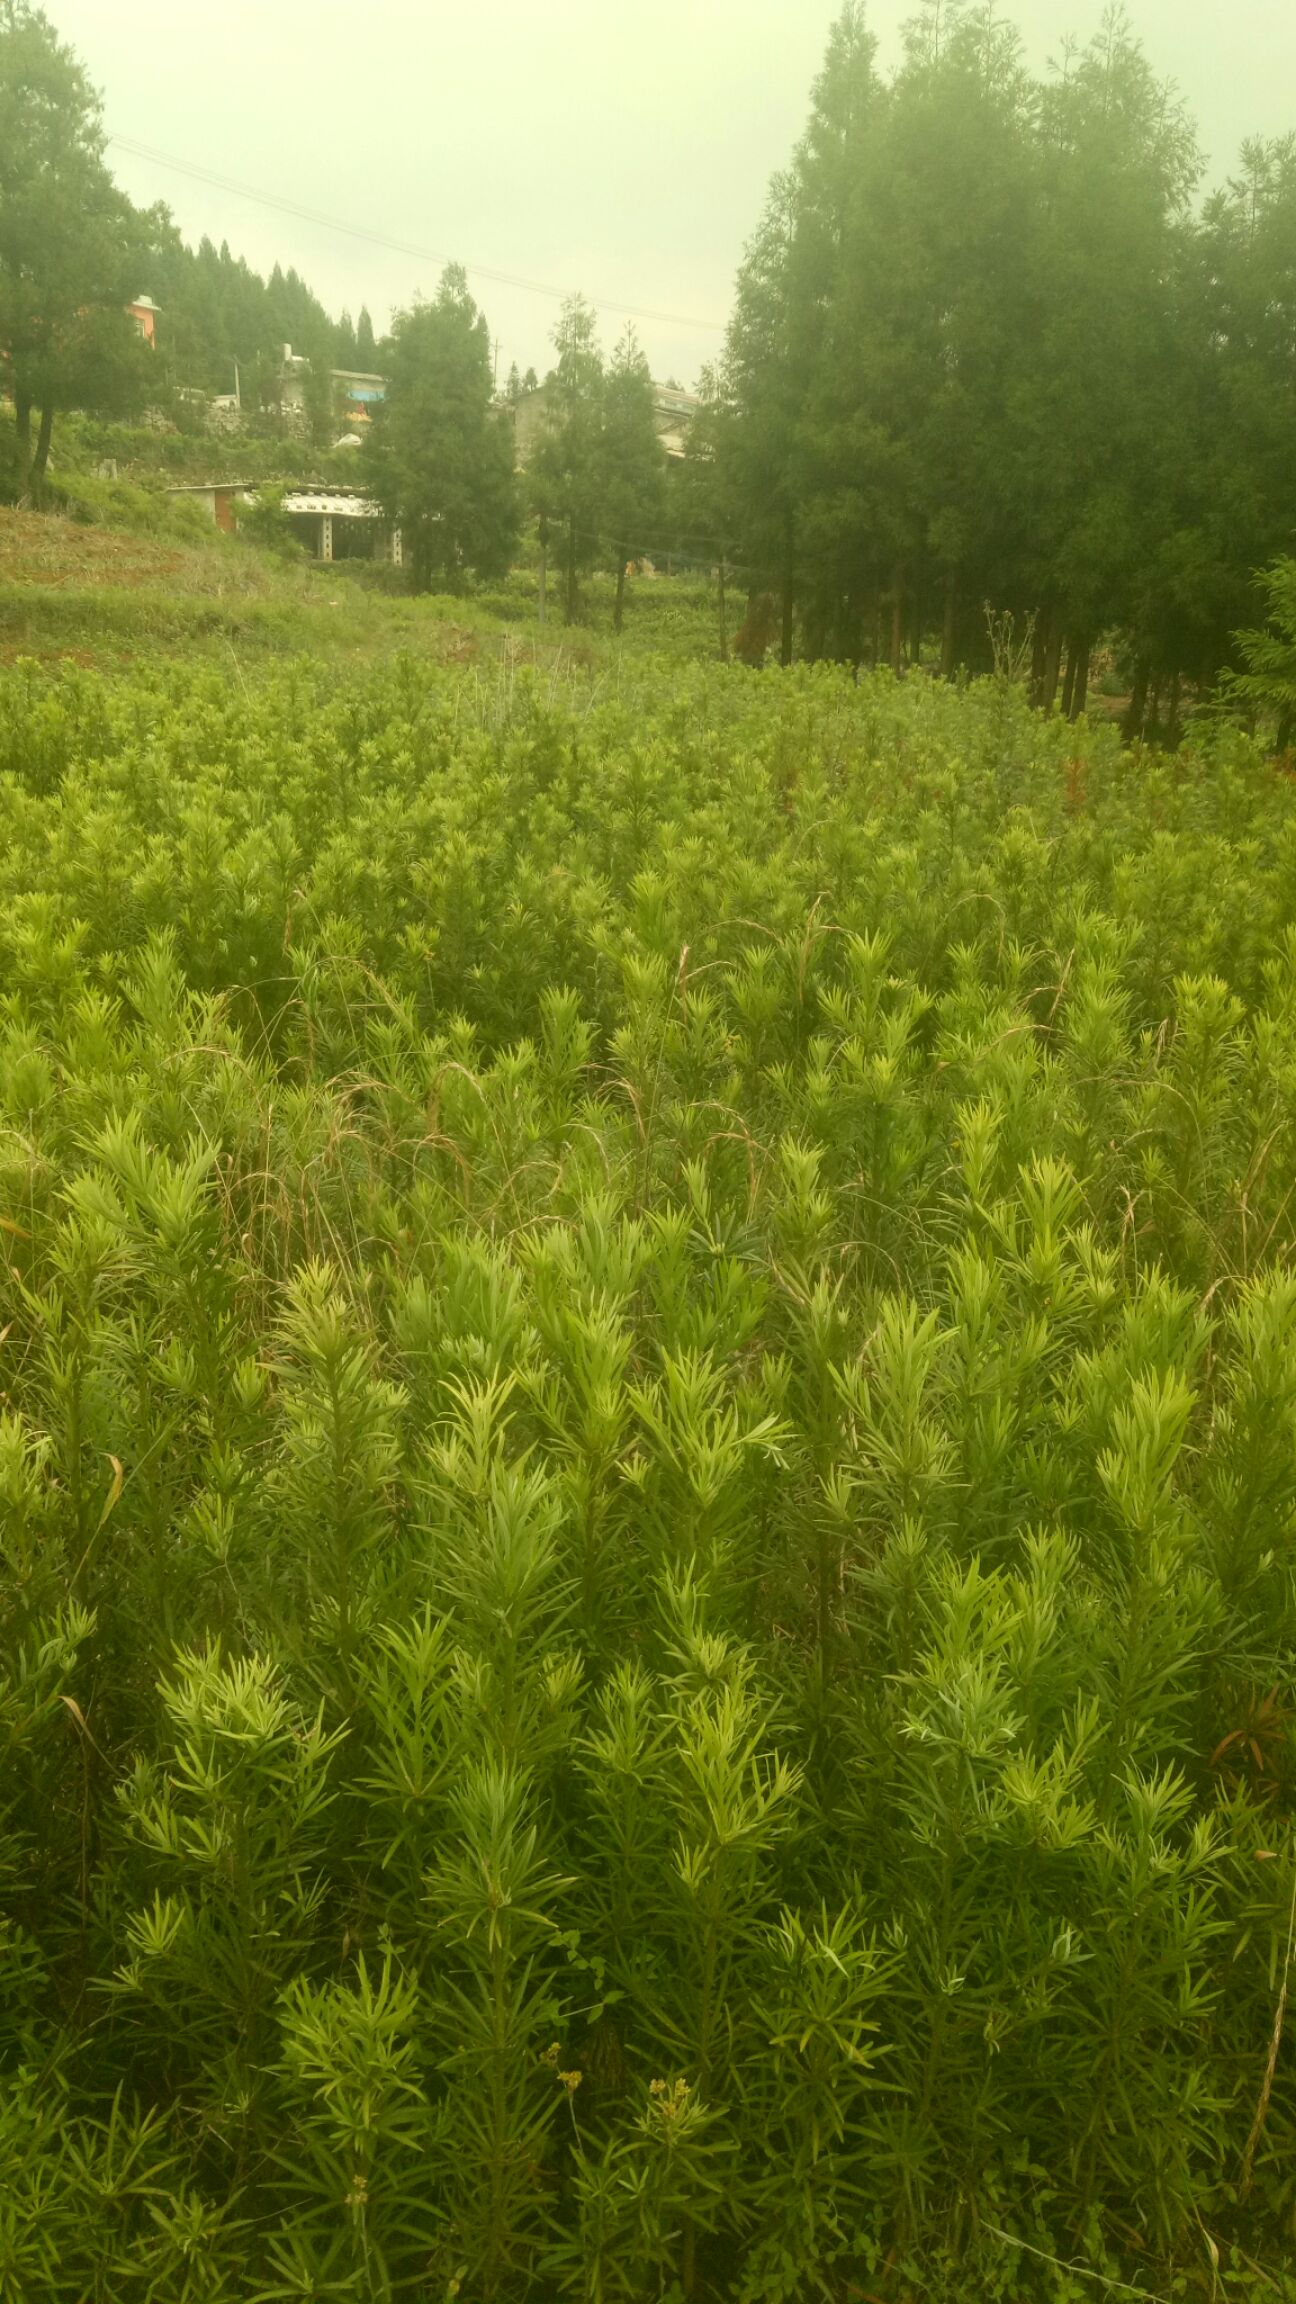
[{"x1": 45, "y1": 0, "x2": 1296, "y2": 387}]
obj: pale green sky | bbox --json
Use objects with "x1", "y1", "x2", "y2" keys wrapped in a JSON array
[{"x1": 46, "y1": 0, "x2": 1296, "y2": 386}]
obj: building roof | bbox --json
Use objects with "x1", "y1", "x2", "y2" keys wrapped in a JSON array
[
  {"x1": 281, "y1": 489, "x2": 385, "y2": 518},
  {"x1": 654, "y1": 384, "x2": 700, "y2": 414},
  {"x1": 514, "y1": 375, "x2": 698, "y2": 405}
]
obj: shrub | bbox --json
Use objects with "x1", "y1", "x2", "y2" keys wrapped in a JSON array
[{"x1": 0, "y1": 648, "x2": 1292, "y2": 2298}]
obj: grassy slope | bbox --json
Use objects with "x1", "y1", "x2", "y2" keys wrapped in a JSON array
[
  {"x1": 0, "y1": 505, "x2": 501, "y2": 669},
  {"x1": 0, "y1": 490, "x2": 725, "y2": 673}
]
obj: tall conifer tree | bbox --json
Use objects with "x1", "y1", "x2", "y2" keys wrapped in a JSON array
[{"x1": 365, "y1": 264, "x2": 517, "y2": 591}]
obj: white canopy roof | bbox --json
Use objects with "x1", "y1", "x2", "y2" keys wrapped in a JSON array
[{"x1": 282, "y1": 491, "x2": 385, "y2": 519}]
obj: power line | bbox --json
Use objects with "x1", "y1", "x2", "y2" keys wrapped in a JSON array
[
  {"x1": 568, "y1": 517, "x2": 756, "y2": 574},
  {"x1": 108, "y1": 134, "x2": 727, "y2": 338}
]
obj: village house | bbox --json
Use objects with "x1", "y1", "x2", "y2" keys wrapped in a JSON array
[
  {"x1": 650, "y1": 382, "x2": 701, "y2": 461},
  {"x1": 126, "y1": 295, "x2": 161, "y2": 346},
  {"x1": 278, "y1": 347, "x2": 387, "y2": 431},
  {"x1": 511, "y1": 376, "x2": 700, "y2": 467},
  {"x1": 280, "y1": 485, "x2": 402, "y2": 564},
  {"x1": 332, "y1": 370, "x2": 387, "y2": 426},
  {"x1": 162, "y1": 479, "x2": 401, "y2": 563},
  {"x1": 164, "y1": 480, "x2": 256, "y2": 532}
]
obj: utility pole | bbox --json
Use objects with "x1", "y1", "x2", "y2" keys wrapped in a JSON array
[{"x1": 233, "y1": 358, "x2": 241, "y2": 412}]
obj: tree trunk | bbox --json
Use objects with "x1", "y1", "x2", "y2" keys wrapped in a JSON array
[
  {"x1": 890, "y1": 567, "x2": 905, "y2": 678},
  {"x1": 1040, "y1": 611, "x2": 1064, "y2": 715},
  {"x1": 14, "y1": 390, "x2": 32, "y2": 497},
  {"x1": 1145, "y1": 678, "x2": 1163, "y2": 746},
  {"x1": 565, "y1": 512, "x2": 577, "y2": 625},
  {"x1": 780, "y1": 545, "x2": 794, "y2": 668},
  {"x1": 803, "y1": 602, "x2": 827, "y2": 662},
  {"x1": 32, "y1": 401, "x2": 55, "y2": 490},
  {"x1": 717, "y1": 555, "x2": 728, "y2": 663},
  {"x1": 613, "y1": 556, "x2": 627, "y2": 635},
  {"x1": 1123, "y1": 655, "x2": 1150, "y2": 745},
  {"x1": 1277, "y1": 703, "x2": 1295, "y2": 755},
  {"x1": 1068, "y1": 635, "x2": 1091, "y2": 723},
  {"x1": 1060, "y1": 638, "x2": 1078, "y2": 722},
  {"x1": 941, "y1": 582, "x2": 958, "y2": 680},
  {"x1": 1165, "y1": 666, "x2": 1182, "y2": 749},
  {"x1": 537, "y1": 517, "x2": 548, "y2": 626},
  {"x1": 908, "y1": 590, "x2": 922, "y2": 669}
]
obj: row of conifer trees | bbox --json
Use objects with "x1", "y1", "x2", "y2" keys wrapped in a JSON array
[{"x1": 683, "y1": 2, "x2": 1296, "y2": 714}]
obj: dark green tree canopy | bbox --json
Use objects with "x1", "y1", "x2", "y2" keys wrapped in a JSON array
[
  {"x1": 0, "y1": 0, "x2": 150, "y2": 490},
  {"x1": 601, "y1": 325, "x2": 667, "y2": 631},
  {"x1": 364, "y1": 263, "x2": 517, "y2": 591},
  {"x1": 709, "y1": 0, "x2": 1296, "y2": 710},
  {"x1": 145, "y1": 227, "x2": 343, "y2": 411},
  {"x1": 527, "y1": 301, "x2": 669, "y2": 627},
  {"x1": 529, "y1": 295, "x2": 607, "y2": 623}
]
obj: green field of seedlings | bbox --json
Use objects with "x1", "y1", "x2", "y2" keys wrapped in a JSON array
[{"x1": 2, "y1": 648, "x2": 1295, "y2": 2301}]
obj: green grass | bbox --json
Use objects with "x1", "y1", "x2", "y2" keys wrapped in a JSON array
[{"x1": 0, "y1": 499, "x2": 724, "y2": 672}]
